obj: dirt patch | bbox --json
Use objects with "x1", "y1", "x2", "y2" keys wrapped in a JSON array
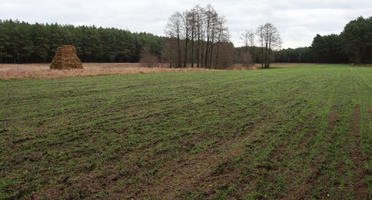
[
  {"x1": 367, "y1": 105, "x2": 372, "y2": 115},
  {"x1": 134, "y1": 137, "x2": 245, "y2": 199},
  {"x1": 297, "y1": 112, "x2": 315, "y2": 147},
  {"x1": 0, "y1": 63, "x2": 213, "y2": 80},
  {"x1": 292, "y1": 109, "x2": 339, "y2": 199},
  {"x1": 350, "y1": 106, "x2": 361, "y2": 136},
  {"x1": 349, "y1": 106, "x2": 369, "y2": 199},
  {"x1": 327, "y1": 108, "x2": 338, "y2": 133},
  {"x1": 270, "y1": 113, "x2": 319, "y2": 199}
]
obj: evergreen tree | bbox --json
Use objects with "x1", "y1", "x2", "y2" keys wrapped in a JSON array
[{"x1": 0, "y1": 20, "x2": 164, "y2": 63}]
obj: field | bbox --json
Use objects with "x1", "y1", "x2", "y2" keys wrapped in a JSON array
[{"x1": 0, "y1": 64, "x2": 371, "y2": 199}]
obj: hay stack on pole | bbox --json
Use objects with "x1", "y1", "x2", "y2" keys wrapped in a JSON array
[{"x1": 50, "y1": 45, "x2": 83, "y2": 69}]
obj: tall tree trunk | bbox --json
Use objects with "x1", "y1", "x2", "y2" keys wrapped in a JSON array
[
  {"x1": 215, "y1": 43, "x2": 220, "y2": 68},
  {"x1": 177, "y1": 33, "x2": 181, "y2": 68},
  {"x1": 197, "y1": 35, "x2": 200, "y2": 68},
  {"x1": 264, "y1": 39, "x2": 269, "y2": 68},
  {"x1": 184, "y1": 37, "x2": 188, "y2": 68},
  {"x1": 245, "y1": 44, "x2": 249, "y2": 67},
  {"x1": 209, "y1": 44, "x2": 214, "y2": 68},
  {"x1": 267, "y1": 39, "x2": 272, "y2": 68},
  {"x1": 191, "y1": 17, "x2": 195, "y2": 68},
  {"x1": 191, "y1": 34, "x2": 194, "y2": 68},
  {"x1": 204, "y1": 17, "x2": 211, "y2": 68},
  {"x1": 209, "y1": 27, "x2": 215, "y2": 68},
  {"x1": 204, "y1": 41, "x2": 209, "y2": 68},
  {"x1": 261, "y1": 42, "x2": 264, "y2": 69}
]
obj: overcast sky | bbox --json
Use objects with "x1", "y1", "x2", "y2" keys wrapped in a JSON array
[{"x1": 1, "y1": 0, "x2": 371, "y2": 48}]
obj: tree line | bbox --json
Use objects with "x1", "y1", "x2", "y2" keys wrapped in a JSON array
[
  {"x1": 0, "y1": 19, "x2": 164, "y2": 63},
  {"x1": 275, "y1": 16, "x2": 372, "y2": 64},
  {"x1": 1, "y1": 15, "x2": 371, "y2": 65}
]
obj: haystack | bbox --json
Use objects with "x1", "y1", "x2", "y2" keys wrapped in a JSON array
[{"x1": 50, "y1": 45, "x2": 83, "y2": 69}]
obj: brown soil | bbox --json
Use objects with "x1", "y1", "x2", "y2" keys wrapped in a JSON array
[
  {"x1": 349, "y1": 106, "x2": 368, "y2": 199},
  {"x1": 294, "y1": 109, "x2": 339, "y2": 199},
  {"x1": 327, "y1": 109, "x2": 338, "y2": 133},
  {"x1": 367, "y1": 105, "x2": 372, "y2": 114},
  {"x1": 135, "y1": 138, "x2": 245, "y2": 199},
  {"x1": 350, "y1": 106, "x2": 361, "y2": 136},
  {"x1": 133, "y1": 119, "x2": 276, "y2": 199}
]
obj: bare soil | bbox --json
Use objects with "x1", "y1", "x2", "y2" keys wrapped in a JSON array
[{"x1": 349, "y1": 106, "x2": 369, "y2": 199}]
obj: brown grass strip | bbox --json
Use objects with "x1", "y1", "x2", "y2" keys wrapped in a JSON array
[{"x1": 0, "y1": 63, "x2": 214, "y2": 80}]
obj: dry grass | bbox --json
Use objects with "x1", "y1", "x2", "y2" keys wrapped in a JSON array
[
  {"x1": 227, "y1": 63, "x2": 311, "y2": 70},
  {"x1": 228, "y1": 64, "x2": 261, "y2": 70},
  {"x1": 0, "y1": 63, "x2": 214, "y2": 80}
]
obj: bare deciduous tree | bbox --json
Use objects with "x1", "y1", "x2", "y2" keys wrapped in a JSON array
[
  {"x1": 256, "y1": 23, "x2": 281, "y2": 68},
  {"x1": 240, "y1": 29, "x2": 255, "y2": 66},
  {"x1": 215, "y1": 16, "x2": 230, "y2": 67},
  {"x1": 188, "y1": 9, "x2": 197, "y2": 68},
  {"x1": 194, "y1": 5, "x2": 204, "y2": 68},
  {"x1": 182, "y1": 11, "x2": 191, "y2": 68},
  {"x1": 164, "y1": 5, "x2": 232, "y2": 69},
  {"x1": 165, "y1": 12, "x2": 183, "y2": 68},
  {"x1": 241, "y1": 29, "x2": 255, "y2": 48}
]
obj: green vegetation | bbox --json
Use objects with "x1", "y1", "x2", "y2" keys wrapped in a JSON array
[
  {"x1": 1, "y1": 64, "x2": 371, "y2": 199},
  {"x1": 0, "y1": 19, "x2": 164, "y2": 63},
  {"x1": 274, "y1": 17, "x2": 372, "y2": 64}
]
